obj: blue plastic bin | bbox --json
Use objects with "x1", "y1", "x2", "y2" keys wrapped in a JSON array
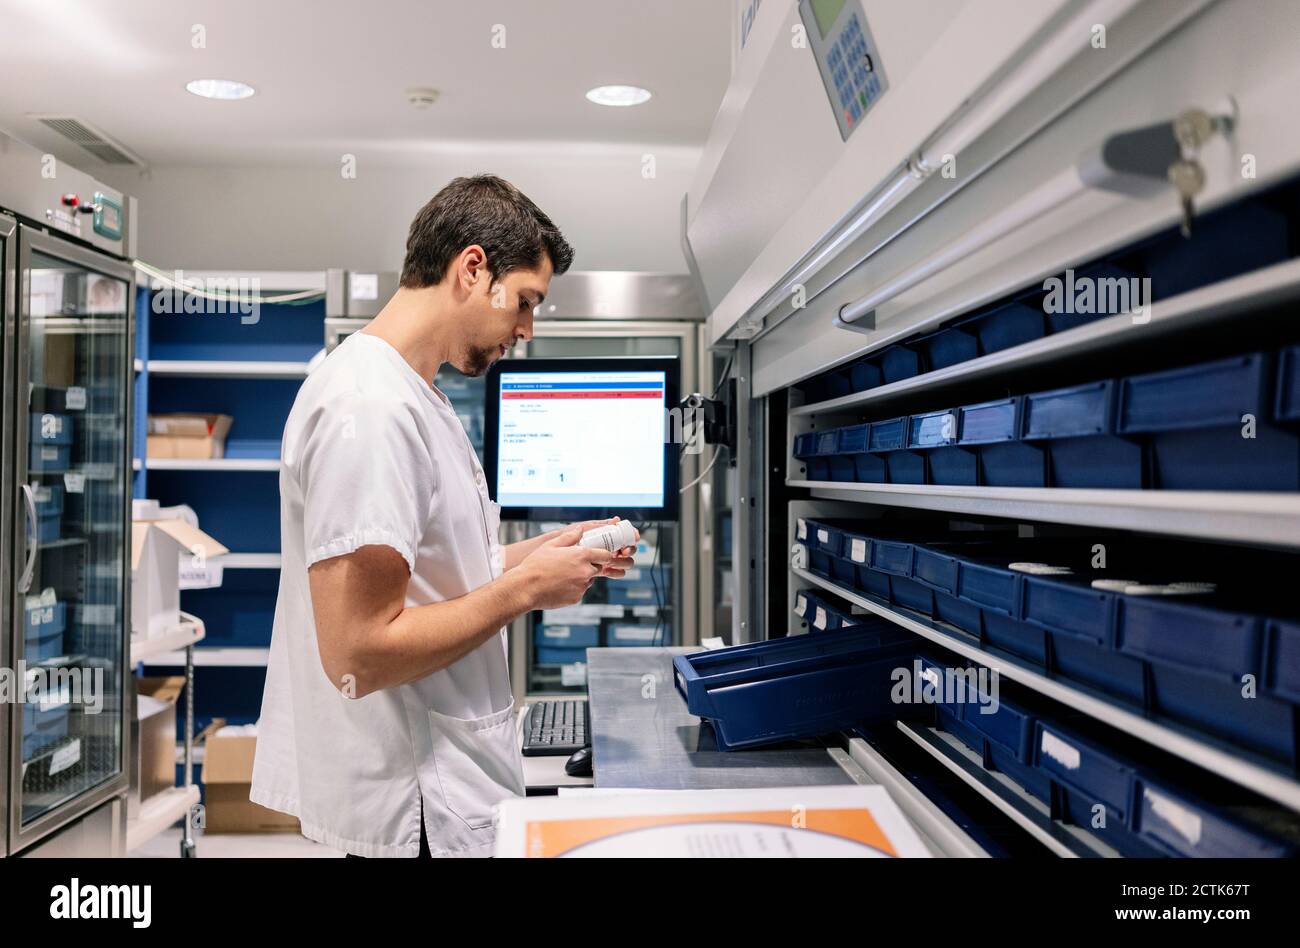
[
  {"x1": 1116, "y1": 594, "x2": 1260, "y2": 679},
  {"x1": 849, "y1": 357, "x2": 883, "y2": 393},
  {"x1": 1143, "y1": 200, "x2": 1289, "y2": 300},
  {"x1": 31, "y1": 482, "x2": 65, "y2": 518},
  {"x1": 24, "y1": 598, "x2": 67, "y2": 640},
  {"x1": 914, "y1": 327, "x2": 979, "y2": 372},
  {"x1": 534, "y1": 623, "x2": 600, "y2": 649},
  {"x1": 826, "y1": 424, "x2": 867, "y2": 482},
  {"x1": 1120, "y1": 353, "x2": 1300, "y2": 491},
  {"x1": 936, "y1": 706, "x2": 985, "y2": 754},
  {"x1": 916, "y1": 655, "x2": 972, "y2": 716},
  {"x1": 878, "y1": 345, "x2": 923, "y2": 384},
  {"x1": 1264, "y1": 618, "x2": 1300, "y2": 704},
  {"x1": 1035, "y1": 722, "x2": 1138, "y2": 824},
  {"x1": 965, "y1": 694, "x2": 1035, "y2": 763},
  {"x1": 959, "y1": 396, "x2": 1047, "y2": 487},
  {"x1": 535, "y1": 644, "x2": 590, "y2": 665},
  {"x1": 1133, "y1": 778, "x2": 1299, "y2": 857},
  {"x1": 958, "y1": 301, "x2": 1046, "y2": 355},
  {"x1": 1022, "y1": 380, "x2": 1144, "y2": 488},
  {"x1": 30, "y1": 443, "x2": 70, "y2": 471},
  {"x1": 1043, "y1": 262, "x2": 1142, "y2": 332},
  {"x1": 36, "y1": 513, "x2": 60, "y2": 543},
  {"x1": 672, "y1": 620, "x2": 915, "y2": 750},
  {"x1": 804, "y1": 429, "x2": 839, "y2": 481},
  {"x1": 909, "y1": 409, "x2": 975, "y2": 486},
  {"x1": 1145, "y1": 659, "x2": 1296, "y2": 766},
  {"x1": 30, "y1": 412, "x2": 74, "y2": 445},
  {"x1": 22, "y1": 703, "x2": 70, "y2": 760}
]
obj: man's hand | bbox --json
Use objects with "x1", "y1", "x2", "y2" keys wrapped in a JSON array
[
  {"x1": 569, "y1": 517, "x2": 639, "y2": 578},
  {"x1": 513, "y1": 526, "x2": 615, "y2": 610}
]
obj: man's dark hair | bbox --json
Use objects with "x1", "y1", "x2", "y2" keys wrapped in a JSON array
[{"x1": 399, "y1": 174, "x2": 574, "y2": 288}]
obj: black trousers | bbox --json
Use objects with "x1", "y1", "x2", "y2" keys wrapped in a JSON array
[{"x1": 345, "y1": 803, "x2": 431, "y2": 858}]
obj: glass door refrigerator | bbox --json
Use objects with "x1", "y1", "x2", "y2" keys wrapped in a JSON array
[{"x1": 2, "y1": 201, "x2": 135, "y2": 855}]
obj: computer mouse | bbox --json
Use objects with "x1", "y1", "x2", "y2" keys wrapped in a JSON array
[{"x1": 565, "y1": 745, "x2": 594, "y2": 777}]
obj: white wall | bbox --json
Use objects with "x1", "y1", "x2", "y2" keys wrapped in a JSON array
[{"x1": 100, "y1": 143, "x2": 701, "y2": 273}]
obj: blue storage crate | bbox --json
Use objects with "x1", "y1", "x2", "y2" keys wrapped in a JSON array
[
  {"x1": 672, "y1": 621, "x2": 915, "y2": 750},
  {"x1": 958, "y1": 396, "x2": 1047, "y2": 487},
  {"x1": 30, "y1": 412, "x2": 74, "y2": 445},
  {"x1": 830, "y1": 531, "x2": 868, "y2": 586},
  {"x1": 869, "y1": 417, "x2": 908, "y2": 452},
  {"x1": 916, "y1": 655, "x2": 972, "y2": 716},
  {"x1": 830, "y1": 424, "x2": 879, "y2": 482},
  {"x1": 25, "y1": 624, "x2": 65, "y2": 663},
  {"x1": 1277, "y1": 344, "x2": 1300, "y2": 423},
  {"x1": 606, "y1": 584, "x2": 658, "y2": 606},
  {"x1": 1043, "y1": 262, "x2": 1142, "y2": 332},
  {"x1": 793, "y1": 588, "x2": 815, "y2": 625},
  {"x1": 879, "y1": 345, "x2": 922, "y2": 384},
  {"x1": 965, "y1": 694, "x2": 1035, "y2": 762},
  {"x1": 25, "y1": 598, "x2": 67, "y2": 641},
  {"x1": 534, "y1": 623, "x2": 600, "y2": 649},
  {"x1": 1022, "y1": 380, "x2": 1143, "y2": 488},
  {"x1": 30, "y1": 443, "x2": 70, "y2": 471},
  {"x1": 913, "y1": 545, "x2": 959, "y2": 595},
  {"x1": 987, "y1": 742, "x2": 1052, "y2": 802},
  {"x1": 606, "y1": 623, "x2": 664, "y2": 646},
  {"x1": 958, "y1": 301, "x2": 1045, "y2": 355},
  {"x1": 914, "y1": 327, "x2": 979, "y2": 372},
  {"x1": 934, "y1": 590, "x2": 982, "y2": 637},
  {"x1": 1116, "y1": 595, "x2": 1259, "y2": 678},
  {"x1": 1057, "y1": 784, "x2": 1160, "y2": 856},
  {"x1": 825, "y1": 425, "x2": 864, "y2": 482},
  {"x1": 535, "y1": 644, "x2": 590, "y2": 665},
  {"x1": 1143, "y1": 200, "x2": 1289, "y2": 300},
  {"x1": 890, "y1": 574, "x2": 935, "y2": 615},
  {"x1": 1145, "y1": 659, "x2": 1297, "y2": 766},
  {"x1": 804, "y1": 429, "x2": 839, "y2": 481},
  {"x1": 1035, "y1": 722, "x2": 1137, "y2": 824},
  {"x1": 1133, "y1": 778, "x2": 1299, "y2": 857},
  {"x1": 1264, "y1": 618, "x2": 1300, "y2": 704},
  {"x1": 984, "y1": 612, "x2": 1048, "y2": 666},
  {"x1": 936, "y1": 706, "x2": 985, "y2": 753},
  {"x1": 1022, "y1": 575, "x2": 1143, "y2": 702},
  {"x1": 22, "y1": 703, "x2": 70, "y2": 760},
  {"x1": 1119, "y1": 352, "x2": 1300, "y2": 490},
  {"x1": 31, "y1": 482, "x2": 65, "y2": 517},
  {"x1": 869, "y1": 537, "x2": 913, "y2": 577},
  {"x1": 849, "y1": 357, "x2": 883, "y2": 393},
  {"x1": 822, "y1": 363, "x2": 855, "y2": 400},
  {"x1": 909, "y1": 409, "x2": 975, "y2": 486},
  {"x1": 855, "y1": 560, "x2": 892, "y2": 600},
  {"x1": 36, "y1": 513, "x2": 60, "y2": 543}
]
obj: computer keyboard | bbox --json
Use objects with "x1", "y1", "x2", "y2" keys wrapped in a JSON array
[{"x1": 522, "y1": 699, "x2": 589, "y2": 756}]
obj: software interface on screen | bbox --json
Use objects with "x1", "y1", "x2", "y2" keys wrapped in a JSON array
[{"x1": 496, "y1": 370, "x2": 667, "y2": 508}]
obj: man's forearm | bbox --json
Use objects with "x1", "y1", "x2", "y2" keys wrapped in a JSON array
[
  {"x1": 503, "y1": 529, "x2": 559, "y2": 571},
  {"x1": 345, "y1": 569, "x2": 537, "y2": 695}
]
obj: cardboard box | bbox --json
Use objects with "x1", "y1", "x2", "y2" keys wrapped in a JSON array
[
  {"x1": 131, "y1": 518, "x2": 228, "y2": 638},
  {"x1": 129, "y1": 676, "x2": 185, "y2": 819},
  {"x1": 146, "y1": 413, "x2": 233, "y2": 459},
  {"x1": 201, "y1": 731, "x2": 300, "y2": 833}
]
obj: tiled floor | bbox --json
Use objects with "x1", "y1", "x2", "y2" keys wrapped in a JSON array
[{"x1": 129, "y1": 825, "x2": 345, "y2": 858}]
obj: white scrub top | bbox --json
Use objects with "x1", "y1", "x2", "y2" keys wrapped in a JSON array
[{"x1": 250, "y1": 330, "x2": 523, "y2": 858}]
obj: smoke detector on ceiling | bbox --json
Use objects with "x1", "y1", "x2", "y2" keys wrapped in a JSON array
[{"x1": 405, "y1": 87, "x2": 441, "y2": 110}]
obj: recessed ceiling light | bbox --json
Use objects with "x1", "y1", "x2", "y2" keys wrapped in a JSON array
[
  {"x1": 186, "y1": 79, "x2": 255, "y2": 100},
  {"x1": 585, "y1": 85, "x2": 652, "y2": 107}
]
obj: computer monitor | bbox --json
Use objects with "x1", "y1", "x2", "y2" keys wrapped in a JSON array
[{"x1": 484, "y1": 356, "x2": 680, "y2": 521}]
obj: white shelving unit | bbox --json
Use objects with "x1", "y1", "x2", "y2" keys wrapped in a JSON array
[
  {"x1": 792, "y1": 481, "x2": 1300, "y2": 548},
  {"x1": 147, "y1": 359, "x2": 313, "y2": 379},
  {"x1": 793, "y1": 565, "x2": 1300, "y2": 813},
  {"x1": 219, "y1": 553, "x2": 281, "y2": 570},
  {"x1": 145, "y1": 458, "x2": 280, "y2": 472},
  {"x1": 128, "y1": 613, "x2": 206, "y2": 857},
  {"x1": 142, "y1": 646, "x2": 269, "y2": 667}
]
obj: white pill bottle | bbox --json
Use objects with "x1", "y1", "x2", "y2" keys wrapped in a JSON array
[{"x1": 579, "y1": 520, "x2": 638, "y2": 552}]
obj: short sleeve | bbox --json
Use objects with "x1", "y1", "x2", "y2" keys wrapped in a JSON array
[{"x1": 298, "y1": 390, "x2": 434, "y2": 573}]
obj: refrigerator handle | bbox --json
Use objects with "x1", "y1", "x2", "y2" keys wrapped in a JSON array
[{"x1": 19, "y1": 482, "x2": 37, "y2": 593}]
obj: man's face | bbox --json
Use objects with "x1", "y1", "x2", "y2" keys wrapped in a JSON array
[{"x1": 453, "y1": 257, "x2": 551, "y2": 377}]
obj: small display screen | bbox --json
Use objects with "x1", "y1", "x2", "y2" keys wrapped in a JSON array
[
  {"x1": 496, "y1": 370, "x2": 667, "y2": 508},
  {"x1": 810, "y1": 0, "x2": 847, "y2": 38}
]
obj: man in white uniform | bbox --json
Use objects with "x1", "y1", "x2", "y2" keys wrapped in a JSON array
[{"x1": 250, "y1": 175, "x2": 635, "y2": 857}]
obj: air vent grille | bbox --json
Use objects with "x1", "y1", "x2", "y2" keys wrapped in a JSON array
[{"x1": 34, "y1": 115, "x2": 144, "y2": 166}]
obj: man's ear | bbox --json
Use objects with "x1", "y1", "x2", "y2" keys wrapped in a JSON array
[{"x1": 458, "y1": 245, "x2": 488, "y2": 292}]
